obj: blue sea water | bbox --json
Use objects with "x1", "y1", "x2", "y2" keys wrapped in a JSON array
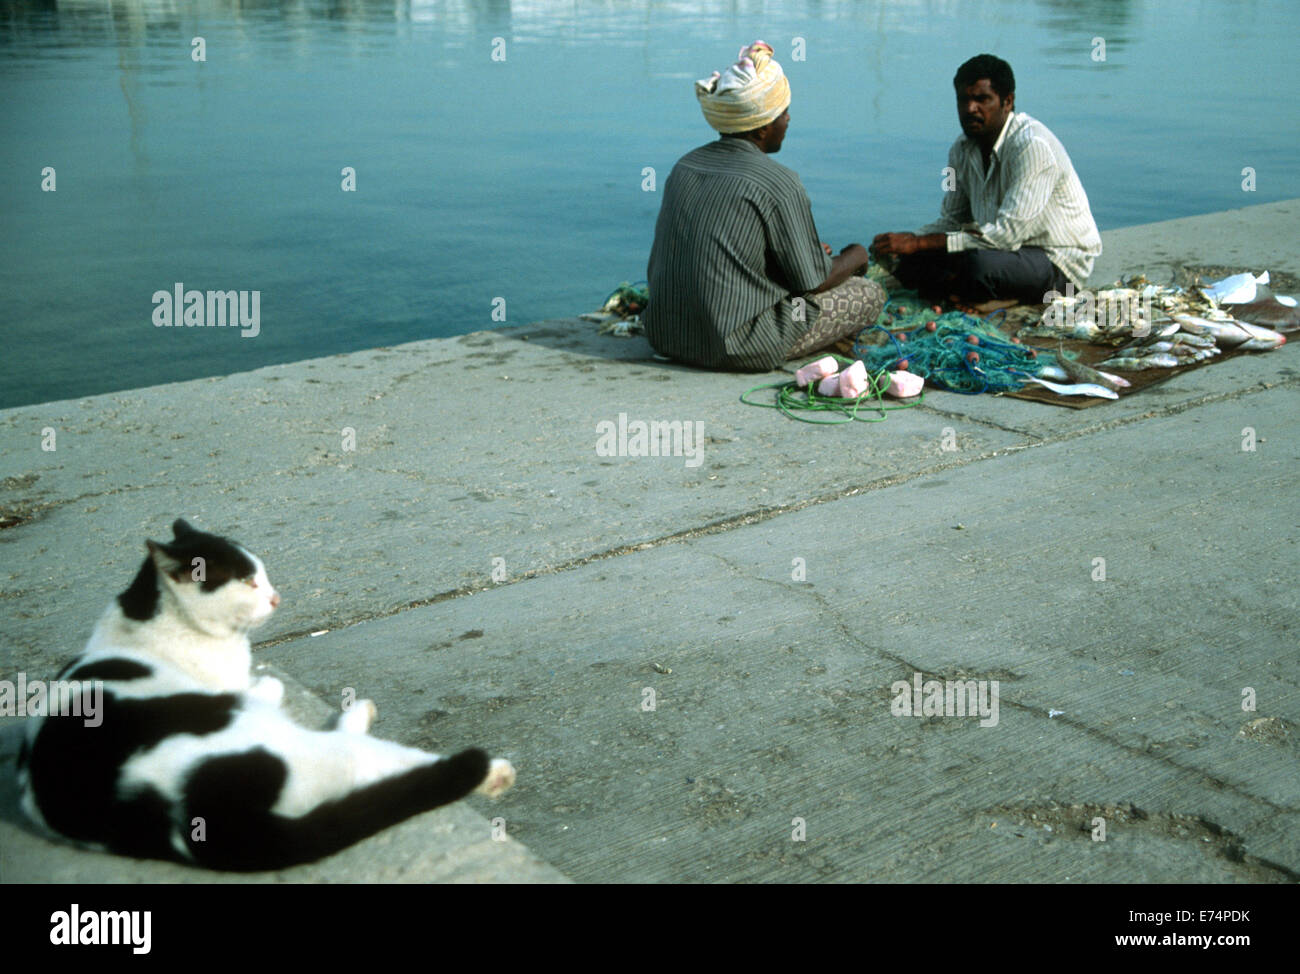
[{"x1": 1, "y1": 0, "x2": 1297, "y2": 407}]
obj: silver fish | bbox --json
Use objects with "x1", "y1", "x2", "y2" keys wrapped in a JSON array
[
  {"x1": 1129, "y1": 318, "x2": 1181, "y2": 339},
  {"x1": 1230, "y1": 297, "x2": 1300, "y2": 334},
  {"x1": 1171, "y1": 313, "x2": 1285, "y2": 350},
  {"x1": 1095, "y1": 352, "x2": 1181, "y2": 371},
  {"x1": 1022, "y1": 320, "x2": 1104, "y2": 341},
  {"x1": 1124, "y1": 340, "x2": 1175, "y2": 354},
  {"x1": 1054, "y1": 346, "x2": 1130, "y2": 390},
  {"x1": 1170, "y1": 312, "x2": 1231, "y2": 337},
  {"x1": 1037, "y1": 364, "x2": 1130, "y2": 389},
  {"x1": 1018, "y1": 374, "x2": 1119, "y2": 399},
  {"x1": 1237, "y1": 324, "x2": 1288, "y2": 351}
]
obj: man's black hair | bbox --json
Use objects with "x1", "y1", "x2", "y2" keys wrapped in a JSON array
[
  {"x1": 721, "y1": 111, "x2": 786, "y2": 139},
  {"x1": 954, "y1": 54, "x2": 1015, "y2": 100}
]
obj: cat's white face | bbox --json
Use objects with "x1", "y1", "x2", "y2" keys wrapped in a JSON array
[
  {"x1": 229, "y1": 549, "x2": 280, "y2": 628},
  {"x1": 164, "y1": 547, "x2": 280, "y2": 636}
]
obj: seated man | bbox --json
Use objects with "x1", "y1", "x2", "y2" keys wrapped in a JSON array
[
  {"x1": 643, "y1": 41, "x2": 882, "y2": 371},
  {"x1": 872, "y1": 54, "x2": 1101, "y2": 308}
]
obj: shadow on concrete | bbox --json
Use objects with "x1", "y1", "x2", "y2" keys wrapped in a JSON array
[
  {"x1": 488, "y1": 318, "x2": 662, "y2": 364},
  {"x1": 0, "y1": 723, "x2": 38, "y2": 835}
]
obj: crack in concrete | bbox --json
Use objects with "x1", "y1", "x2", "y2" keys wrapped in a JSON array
[
  {"x1": 876, "y1": 647, "x2": 1299, "y2": 820},
  {"x1": 462, "y1": 536, "x2": 1300, "y2": 871},
  {"x1": 914, "y1": 402, "x2": 1044, "y2": 439},
  {"x1": 246, "y1": 375, "x2": 1296, "y2": 649},
  {"x1": 476, "y1": 537, "x2": 1300, "y2": 831},
  {"x1": 984, "y1": 800, "x2": 1300, "y2": 882},
  {"x1": 263, "y1": 382, "x2": 1297, "y2": 645}
]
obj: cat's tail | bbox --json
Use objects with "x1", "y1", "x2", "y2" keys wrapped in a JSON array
[{"x1": 181, "y1": 747, "x2": 493, "y2": 872}]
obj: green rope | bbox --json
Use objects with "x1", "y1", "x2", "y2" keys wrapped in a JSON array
[{"x1": 741, "y1": 354, "x2": 924, "y2": 424}]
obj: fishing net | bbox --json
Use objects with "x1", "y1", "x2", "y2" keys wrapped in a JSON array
[
  {"x1": 601, "y1": 282, "x2": 648, "y2": 317},
  {"x1": 851, "y1": 292, "x2": 1048, "y2": 395}
]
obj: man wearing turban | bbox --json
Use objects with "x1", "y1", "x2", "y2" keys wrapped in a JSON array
[{"x1": 643, "y1": 41, "x2": 882, "y2": 371}]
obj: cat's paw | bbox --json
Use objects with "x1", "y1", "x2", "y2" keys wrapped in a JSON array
[
  {"x1": 475, "y1": 758, "x2": 515, "y2": 798},
  {"x1": 248, "y1": 676, "x2": 285, "y2": 706},
  {"x1": 339, "y1": 698, "x2": 378, "y2": 734}
]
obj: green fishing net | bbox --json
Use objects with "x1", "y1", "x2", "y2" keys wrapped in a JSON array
[{"x1": 853, "y1": 291, "x2": 1048, "y2": 394}]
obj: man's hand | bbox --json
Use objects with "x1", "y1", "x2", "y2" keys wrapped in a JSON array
[
  {"x1": 871, "y1": 232, "x2": 916, "y2": 257},
  {"x1": 837, "y1": 243, "x2": 869, "y2": 270},
  {"x1": 871, "y1": 232, "x2": 947, "y2": 258},
  {"x1": 811, "y1": 243, "x2": 870, "y2": 294}
]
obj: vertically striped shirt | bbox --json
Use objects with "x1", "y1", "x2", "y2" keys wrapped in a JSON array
[
  {"x1": 918, "y1": 112, "x2": 1102, "y2": 287},
  {"x1": 643, "y1": 138, "x2": 832, "y2": 370}
]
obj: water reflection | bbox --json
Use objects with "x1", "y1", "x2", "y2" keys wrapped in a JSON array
[{"x1": 1, "y1": 0, "x2": 1295, "y2": 407}]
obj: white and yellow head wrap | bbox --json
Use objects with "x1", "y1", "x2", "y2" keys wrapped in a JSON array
[{"x1": 695, "y1": 40, "x2": 791, "y2": 134}]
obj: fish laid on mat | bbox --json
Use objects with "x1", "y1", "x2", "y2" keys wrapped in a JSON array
[
  {"x1": 1170, "y1": 313, "x2": 1286, "y2": 351},
  {"x1": 1016, "y1": 374, "x2": 1119, "y2": 399},
  {"x1": 1229, "y1": 298, "x2": 1300, "y2": 334},
  {"x1": 1126, "y1": 340, "x2": 1174, "y2": 354},
  {"x1": 1052, "y1": 346, "x2": 1130, "y2": 391},
  {"x1": 1112, "y1": 331, "x2": 1219, "y2": 360},
  {"x1": 1134, "y1": 339, "x2": 1216, "y2": 357},
  {"x1": 1095, "y1": 352, "x2": 1182, "y2": 371},
  {"x1": 1169, "y1": 331, "x2": 1216, "y2": 348},
  {"x1": 1140, "y1": 319, "x2": 1183, "y2": 339},
  {"x1": 1018, "y1": 320, "x2": 1107, "y2": 341}
]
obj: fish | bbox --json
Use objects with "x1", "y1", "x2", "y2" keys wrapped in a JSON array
[
  {"x1": 1053, "y1": 345, "x2": 1130, "y2": 390},
  {"x1": 1114, "y1": 331, "x2": 1214, "y2": 359},
  {"x1": 1170, "y1": 313, "x2": 1240, "y2": 341},
  {"x1": 1146, "y1": 319, "x2": 1183, "y2": 338},
  {"x1": 1095, "y1": 352, "x2": 1181, "y2": 371},
  {"x1": 1017, "y1": 374, "x2": 1119, "y2": 399},
  {"x1": 1228, "y1": 320, "x2": 1287, "y2": 350},
  {"x1": 1037, "y1": 363, "x2": 1130, "y2": 387},
  {"x1": 1124, "y1": 340, "x2": 1175, "y2": 355},
  {"x1": 1121, "y1": 318, "x2": 1180, "y2": 341},
  {"x1": 1230, "y1": 297, "x2": 1300, "y2": 334},
  {"x1": 1171, "y1": 332, "x2": 1216, "y2": 348},
  {"x1": 597, "y1": 316, "x2": 643, "y2": 337},
  {"x1": 1235, "y1": 322, "x2": 1288, "y2": 351},
  {"x1": 1020, "y1": 320, "x2": 1104, "y2": 341},
  {"x1": 1171, "y1": 346, "x2": 1217, "y2": 362},
  {"x1": 1170, "y1": 313, "x2": 1286, "y2": 350}
]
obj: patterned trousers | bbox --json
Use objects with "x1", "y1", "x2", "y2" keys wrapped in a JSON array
[{"x1": 786, "y1": 277, "x2": 886, "y2": 361}]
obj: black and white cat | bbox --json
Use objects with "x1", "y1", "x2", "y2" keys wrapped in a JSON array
[{"x1": 16, "y1": 518, "x2": 514, "y2": 872}]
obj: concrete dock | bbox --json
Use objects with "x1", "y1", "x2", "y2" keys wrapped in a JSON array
[{"x1": 1, "y1": 199, "x2": 1297, "y2": 883}]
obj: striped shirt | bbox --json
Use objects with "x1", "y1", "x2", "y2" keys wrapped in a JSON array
[
  {"x1": 917, "y1": 112, "x2": 1101, "y2": 287},
  {"x1": 643, "y1": 138, "x2": 832, "y2": 370}
]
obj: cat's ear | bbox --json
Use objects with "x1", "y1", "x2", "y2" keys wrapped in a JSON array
[
  {"x1": 172, "y1": 518, "x2": 197, "y2": 539},
  {"x1": 146, "y1": 538, "x2": 186, "y2": 580}
]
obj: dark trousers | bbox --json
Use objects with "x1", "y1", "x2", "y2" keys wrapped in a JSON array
[{"x1": 894, "y1": 247, "x2": 1070, "y2": 304}]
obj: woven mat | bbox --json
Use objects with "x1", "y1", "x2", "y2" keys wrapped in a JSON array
[
  {"x1": 1002, "y1": 336, "x2": 1180, "y2": 409},
  {"x1": 835, "y1": 308, "x2": 1246, "y2": 410},
  {"x1": 829, "y1": 262, "x2": 1298, "y2": 408}
]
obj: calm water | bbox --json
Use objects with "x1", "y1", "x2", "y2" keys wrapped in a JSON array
[{"x1": 2, "y1": 0, "x2": 1297, "y2": 407}]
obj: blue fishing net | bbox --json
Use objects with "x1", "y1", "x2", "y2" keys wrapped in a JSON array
[{"x1": 851, "y1": 293, "x2": 1046, "y2": 394}]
